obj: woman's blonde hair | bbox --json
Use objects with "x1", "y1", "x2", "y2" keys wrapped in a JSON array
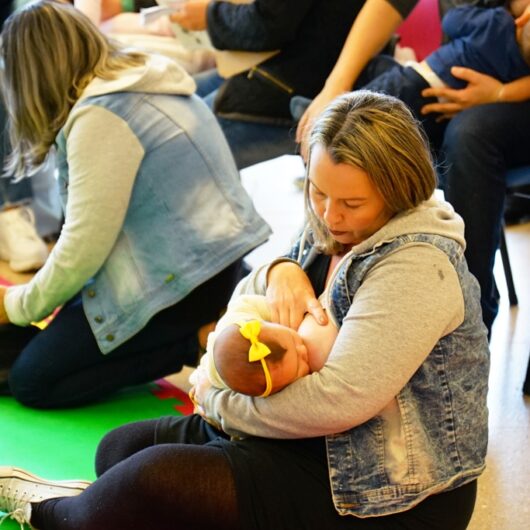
[
  {"x1": 0, "y1": 0, "x2": 147, "y2": 179},
  {"x1": 305, "y1": 90, "x2": 437, "y2": 254}
]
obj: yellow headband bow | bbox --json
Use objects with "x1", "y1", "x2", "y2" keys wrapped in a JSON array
[{"x1": 238, "y1": 320, "x2": 273, "y2": 397}]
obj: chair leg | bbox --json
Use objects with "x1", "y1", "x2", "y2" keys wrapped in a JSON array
[
  {"x1": 499, "y1": 227, "x2": 518, "y2": 306},
  {"x1": 524, "y1": 349, "x2": 530, "y2": 396}
]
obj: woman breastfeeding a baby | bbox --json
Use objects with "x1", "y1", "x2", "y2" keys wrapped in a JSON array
[{"x1": 1, "y1": 90, "x2": 489, "y2": 530}]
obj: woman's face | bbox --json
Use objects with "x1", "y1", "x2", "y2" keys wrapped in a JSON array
[{"x1": 308, "y1": 144, "x2": 392, "y2": 247}]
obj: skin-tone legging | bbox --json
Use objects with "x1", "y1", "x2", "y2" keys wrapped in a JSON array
[{"x1": 31, "y1": 420, "x2": 242, "y2": 530}]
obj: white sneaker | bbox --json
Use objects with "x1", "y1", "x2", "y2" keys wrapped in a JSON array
[
  {"x1": 0, "y1": 467, "x2": 90, "y2": 527},
  {"x1": 0, "y1": 206, "x2": 49, "y2": 272}
]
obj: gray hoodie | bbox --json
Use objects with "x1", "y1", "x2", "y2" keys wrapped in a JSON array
[{"x1": 204, "y1": 198, "x2": 468, "y2": 438}]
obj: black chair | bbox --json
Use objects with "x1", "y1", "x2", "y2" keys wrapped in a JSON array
[{"x1": 498, "y1": 166, "x2": 530, "y2": 395}]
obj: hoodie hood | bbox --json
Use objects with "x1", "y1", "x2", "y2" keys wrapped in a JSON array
[
  {"x1": 79, "y1": 53, "x2": 196, "y2": 101},
  {"x1": 352, "y1": 196, "x2": 466, "y2": 256}
]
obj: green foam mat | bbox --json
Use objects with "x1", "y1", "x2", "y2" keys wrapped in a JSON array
[{"x1": 0, "y1": 380, "x2": 191, "y2": 528}]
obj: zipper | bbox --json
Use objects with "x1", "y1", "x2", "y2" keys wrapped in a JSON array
[{"x1": 247, "y1": 66, "x2": 295, "y2": 95}]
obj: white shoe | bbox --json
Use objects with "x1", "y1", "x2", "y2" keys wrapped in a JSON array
[
  {"x1": 0, "y1": 206, "x2": 49, "y2": 272},
  {"x1": 0, "y1": 466, "x2": 90, "y2": 527}
]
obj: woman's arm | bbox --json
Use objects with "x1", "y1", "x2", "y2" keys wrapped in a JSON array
[
  {"x1": 296, "y1": 0, "x2": 416, "y2": 155},
  {"x1": 4, "y1": 106, "x2": 143, "y2": 325},
  {"x1": 201, "y1": 244, "x2": 464, "y2": 438},
  {"x1": 172, "y1": 0, "x2": 317, "y2": 50}
]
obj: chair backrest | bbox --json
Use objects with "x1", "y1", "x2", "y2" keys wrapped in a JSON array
[
  {"x1": 506, "y1": 166, "x2": 530, "y2": 190},
  {"x1": 396, "y1": 0, "x2": 442, "y2": 60}
]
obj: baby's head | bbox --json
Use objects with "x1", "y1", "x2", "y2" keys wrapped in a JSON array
[{"x1": 213, "y1": 320, "x2": 310, "y2": 396}]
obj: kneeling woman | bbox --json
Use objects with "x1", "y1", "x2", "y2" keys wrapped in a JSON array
[{"x1": 0, "y1": 0, "x2": 270, "y2": 408}]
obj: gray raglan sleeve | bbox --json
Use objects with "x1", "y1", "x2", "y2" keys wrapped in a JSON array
[{"x1": 5, "y1": 105, "x2": 143, "y2": 325}]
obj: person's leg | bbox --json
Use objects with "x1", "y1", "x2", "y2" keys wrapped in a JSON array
[
  {"x1": 94, "y1": 414, "x2": 222, "y2": 476},
  {"x1": 7, "y1": 260, "x2": 244, "y2": 408},
  {"x1": 28, "y1": 416, "x2": 239, "y2": 530},
  {"x1": 0, "y1": 324, "x2": 40, "y2": 394},
  {"x1": 192, "y1": 69, "x2": 297, "y2": 168},
  {"x1": 2, "y1": 442, "x2": 239, "y2": 530},
  {"x1": 439, "y1": 101, "x2": 530, "y2": 333},
  {"x1": 193, "y1": 68, "x2": 224, "y2": 101},
  {"x1": 216, "y1": 116, "x2": 297, "y2": 169}
]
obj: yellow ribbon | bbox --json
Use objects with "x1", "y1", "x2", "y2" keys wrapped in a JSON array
[{"x1": 238, "y1": 320, "x2": 273, "y2": 397}]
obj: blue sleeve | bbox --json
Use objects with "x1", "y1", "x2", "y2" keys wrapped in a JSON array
[{"x1": 442, "y1": 6, "x2": 502, "y2": 41}]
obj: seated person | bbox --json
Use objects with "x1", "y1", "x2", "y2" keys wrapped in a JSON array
[
  {"x1": 195, "y1": 293, "x2": 337, "y2": 396},
  {"x1": 293, "y1": 3, "x2": 530, "y2": 147},
  {"x1": 74, "y1": 0, "x2": 215, "y2": 73},
  {"x1": 74, "y1": 0, "x2": 173, "y2": 35}
]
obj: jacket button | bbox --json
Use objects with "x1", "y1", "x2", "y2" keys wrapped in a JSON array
[
  {"x1": 164, "y1": 273, "x2": 175, "y2": 284},
  {"x1": 106, "y1": 334, "x2": 115, "y2": 342},
  {"x1": 87, "y1": 289, "x2": 96, "y2": 298},
  {"x1": 94, "y1": 315, "x2": 104, "y2": 324}
]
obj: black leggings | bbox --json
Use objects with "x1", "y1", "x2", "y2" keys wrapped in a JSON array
[
  {"x1": 32, "y1": 417, "x2": 240, "y2": 530},
  {"x1": 7, "y1": 260, "x2": 245, "y2": 408},
  {"x1": 32, "y1": 416, "x2": 477, "y2": 530}
]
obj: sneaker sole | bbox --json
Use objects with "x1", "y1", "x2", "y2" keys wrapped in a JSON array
[{"x1": 0, "y1": 467, "x2": 91, "y2": 493}]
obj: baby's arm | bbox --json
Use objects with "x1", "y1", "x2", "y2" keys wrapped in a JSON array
[{"x1": 297, "y1": 311, "x2": 338, "y2": 372}]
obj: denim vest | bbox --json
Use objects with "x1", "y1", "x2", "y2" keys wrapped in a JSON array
[
  {"x1": 55, "y1": 92, "x2": 271, "y2": 353},
  {"x1": 291, "y1": 232, "x2": 489, "y2": 517}
]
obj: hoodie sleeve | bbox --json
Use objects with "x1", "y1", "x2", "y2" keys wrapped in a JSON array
[
  {"x1": 5, "y1": 105, "x2": 144, "y2": 325},
  {"x1": 203, "y1": 242, "x2": 465, "y2": 439}
]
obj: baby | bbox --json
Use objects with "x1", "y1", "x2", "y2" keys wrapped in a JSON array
[{"x1": 193, "y1": 294, "x2": 337, "y2": 396}]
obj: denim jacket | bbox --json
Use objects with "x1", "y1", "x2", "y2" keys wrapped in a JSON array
[
  {"x1": 291, "y1": 231, "x2": 490, "y2": 516},
  {"x1": 55, "y1": 92, "x2": 271, "y2": 353}
]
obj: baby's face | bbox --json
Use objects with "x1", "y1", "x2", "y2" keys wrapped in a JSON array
[{"x1": 259, "y1": 322, "x2": 310, "y2": 392}]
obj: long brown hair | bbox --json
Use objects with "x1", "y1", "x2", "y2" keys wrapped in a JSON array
[{"x1": 0, "y1": 0, "x2": 147, "y2": 179}]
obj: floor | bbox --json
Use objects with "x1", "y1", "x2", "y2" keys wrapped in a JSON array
[
  {"x1": 469, "y1": 221, "x2": 530, "y2": 530},
  {"x1": 1, "y1": 156, "x2": 529, "y2": 528}
]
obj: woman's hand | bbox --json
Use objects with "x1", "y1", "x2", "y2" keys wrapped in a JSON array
[
  {"x1": 296, "y1": 87, "x2": 344, "y2": 161},
  {"x1": 0, "y1": 286, "x2": 10, "y2": 324},
  {"x1": 421, "y1": 68, "x2": 503, "y2": 119},
  {"x1": 170, "y1": 0, "x2": 210, "y2": 31},
  {"x1": 266, "y1": 261, "x2": 327, "y2": 330}
]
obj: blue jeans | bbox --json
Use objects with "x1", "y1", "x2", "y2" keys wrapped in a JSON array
[
  {"x1": 193, "y1": 69, "x2": 298, "y2": 169},
  {"x1": 7, "y1": 260, "x2": 244, "y2": 408},
  {"x1": 438, "y1": 100, "x2": 530, "y2": 333}
]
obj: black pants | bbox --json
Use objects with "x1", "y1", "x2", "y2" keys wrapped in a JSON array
[
  {"x1": 6, "y1": 260, "x2": 244, "y2": 408},
  {"x1": 32, "y1": 415, "x2": 477, "y2": 530}
]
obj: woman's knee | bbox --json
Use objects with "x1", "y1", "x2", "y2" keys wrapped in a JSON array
[
  {"x1": 8, "y1": 354, "x2": 52, "y2": 408},
  {"x1": 95, "y1": 420, "x2": 159, "y2": 477}
]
